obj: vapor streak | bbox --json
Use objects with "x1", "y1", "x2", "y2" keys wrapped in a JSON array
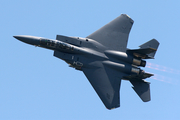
[{"x1": 146, "y1": 62, "x2": 180, "y2": 75}]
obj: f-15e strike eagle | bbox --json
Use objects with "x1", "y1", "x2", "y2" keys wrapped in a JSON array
[{"x1": 14, "y1": 14, "x2": 159, "y2": 110}]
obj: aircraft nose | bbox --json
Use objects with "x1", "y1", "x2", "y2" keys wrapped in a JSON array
[{"x1": 13, "y1": 35, "x2": 41, "y2": 45}]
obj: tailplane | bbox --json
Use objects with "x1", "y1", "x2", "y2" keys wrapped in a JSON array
[
  {"x1": 130, "y1": 80, "x2": 151, "y2": 102},
  {"x1": 127, "y1": 39, "x2": 159, "y2": 59},
  {"x1": 139, "y1": 39, "x2": 159, "y2": 58}
]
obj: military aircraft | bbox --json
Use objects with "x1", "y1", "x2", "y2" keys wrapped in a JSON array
[{"x1": 14, "y1": 14, "x2": 159, "y2": 110}]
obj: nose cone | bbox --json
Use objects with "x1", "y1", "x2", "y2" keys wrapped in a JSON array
[{"x1": 13, "y1": 35, "x2": 41, "y2": 45}]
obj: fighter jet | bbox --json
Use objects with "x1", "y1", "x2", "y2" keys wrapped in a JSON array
[{"x1": 14, "y1": 14, "x2": 159, "y2": 110}]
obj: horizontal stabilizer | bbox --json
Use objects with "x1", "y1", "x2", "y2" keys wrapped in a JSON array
[
  {"x1": 140, "y1": 39, "x2": 159, "y2": 50},
  {"x1": 127, "y1": 48, "x2": 157, "y2": 59},
  {"x1": 130, "y1": 80, "x2": 151, "y2": 102},
  {"x1": 127, "y1": 39, "x2": 159, "y2": 59}
]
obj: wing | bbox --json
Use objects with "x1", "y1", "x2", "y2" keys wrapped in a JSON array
[
  {"x1": 86, "y1": 14, "x2": 134, "y2": 52},
  {"x1": 82, "y1": 62, "x2": 125, "y2": 110}
]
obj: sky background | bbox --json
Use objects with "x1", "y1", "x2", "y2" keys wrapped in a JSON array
[{"x1": 1, "y1": 0, "x2": 180, "y2": 120}]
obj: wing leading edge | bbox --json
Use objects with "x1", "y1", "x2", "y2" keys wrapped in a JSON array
[
  {"x1": 82, "y1": 62, "x2": 125, "y2": 109},
  {"x1": 86, "y1": 14, "x2": 134, "y2": 52}
]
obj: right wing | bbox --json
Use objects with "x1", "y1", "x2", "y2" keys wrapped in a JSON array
[
  {"x1": 86, "y1": 14, "x2": 134, "y2": 52},
  {"x1": 82, "y1": 62, "x2": 125, "y2": 109}
]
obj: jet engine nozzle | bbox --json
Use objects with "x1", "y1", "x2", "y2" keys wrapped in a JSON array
[
  {"x1": 131, "y1": 68, "x2": 145, "y2": 75},
  {"x1": 133, "y1": 58, "x2": 146, "y2": 67},
  {"x1": 140, "y1": 60, "x2": 146, "y2": 67}
]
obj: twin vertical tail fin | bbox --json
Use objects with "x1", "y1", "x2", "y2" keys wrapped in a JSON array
[{"x1": 127, "y1": 39, "x2": 160, "y2": 59}]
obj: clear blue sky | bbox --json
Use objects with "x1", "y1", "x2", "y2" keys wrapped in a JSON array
[{"x1": 1, "y1": 0, "x2": 180, "y2": 120}]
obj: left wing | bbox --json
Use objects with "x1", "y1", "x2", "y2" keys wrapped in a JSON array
[
  {"x1": 86, "y1": 14, "x2": 134, "y2": 52},
  {"x1": 82, "y1": 62, "x2": 125, "y2": 110}
]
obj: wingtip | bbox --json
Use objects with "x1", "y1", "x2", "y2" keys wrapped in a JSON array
[{"x1": 121, "y1": 14, "x2": 134, "y2": 23}]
